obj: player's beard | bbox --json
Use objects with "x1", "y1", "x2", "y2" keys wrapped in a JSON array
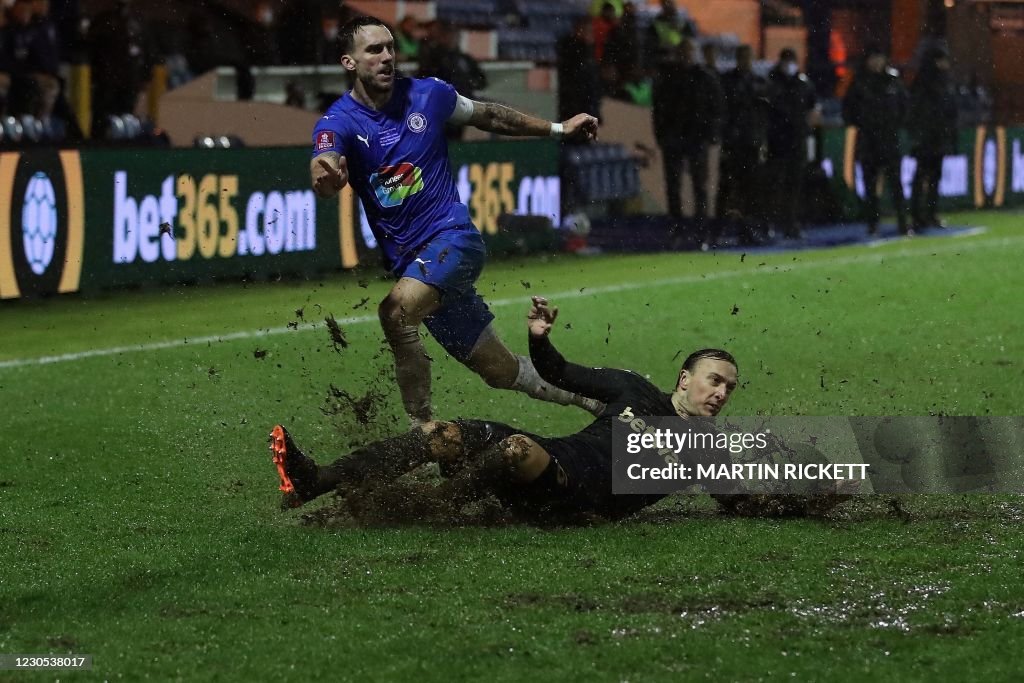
[{"x1": 362, "y1": 68, "x2": 394, "y2": 96}]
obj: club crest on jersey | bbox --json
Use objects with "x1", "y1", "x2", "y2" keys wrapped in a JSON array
[
  {"x1": 315, "y1": 131, "x2": 335, "y2": 151},
  {"x1": 406, "y1": 112, "x2": 427, "y2": 133}
]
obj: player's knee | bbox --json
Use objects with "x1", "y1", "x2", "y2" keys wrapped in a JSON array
[
  {"x1": 414, "y1": 420, "x2": 463, "y2": 461},
  {"x1": 498, "y1": 434, "x2": 539, "y2": 480},
  {"x1": 378, "y1": 296, "x2": 405, "y2": 330}
]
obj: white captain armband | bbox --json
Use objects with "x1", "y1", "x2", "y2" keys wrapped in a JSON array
[{"x1": 448, "y1": 94, "x2": 475, "y2": 126}]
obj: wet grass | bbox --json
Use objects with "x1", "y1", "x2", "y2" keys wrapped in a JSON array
[{"x1": 2, "y1": 211, "x2": 1024, "y2": 680}]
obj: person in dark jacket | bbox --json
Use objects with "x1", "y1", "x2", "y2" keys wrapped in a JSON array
[
  {"x1": 719, "y1": 44, "x2": 769, "y2": 240},
  {"x1": 766, "y1": 48, "x2": 818, "y2": 239},
  {"x1": 417, "y1": 21, "x2": 487, "y2": 140},
  {"x1": 556, "y1": 16, "x2": 602, "y2": 123},
  {"x1": 644, "y1": 0, "x2": 695, "y2": 73},
  {"x1": 602, "y1": 0, "x2": 640, "y2": 96},
  {"x1": 88, "y1": 0, "x2": 150, "y2": 137},
  {"x1": 843, "y1": 46, "x2": 910, "y2": 235},
  {"x1": 652, "y1": 37, "x2": 724, "y2": 245},
  {"x1": 7, "y1": 0, "x2": 60, "y2": 120},
  {"x1": 276, "y1": 0, "x2": 323, "y2": 66},
  {"x1": 909, "y1": 46, "x2": 957, "y2": 230}
]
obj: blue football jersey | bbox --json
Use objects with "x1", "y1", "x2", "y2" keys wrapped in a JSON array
[{"x1": 313, "y1": 77, "x2": 472, "y2": 270}]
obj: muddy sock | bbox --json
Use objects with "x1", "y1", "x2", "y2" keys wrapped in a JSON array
[
  {"x1": 512, "y1": 355, "x2": 604, "y2": 415},
  {"x1": 317, "y1": 425, "x2": 446, "y2": 492},
  {"x1": 387, "y1": 325, "x2": 432, "y2": 423}
]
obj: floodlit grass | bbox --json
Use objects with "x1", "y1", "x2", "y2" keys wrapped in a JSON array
[{"x1": 2, "y1": 211, "x2": 1023, "y2": 680}]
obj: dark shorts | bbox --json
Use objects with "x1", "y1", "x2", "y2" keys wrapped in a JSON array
[{"x1": 397, "y1": 224, "x2": 495, "y2": 362}]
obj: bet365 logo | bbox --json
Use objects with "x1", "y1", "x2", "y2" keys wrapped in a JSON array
[{"x1": 112, "y1": 171, "x2": 318, "y2": 264}]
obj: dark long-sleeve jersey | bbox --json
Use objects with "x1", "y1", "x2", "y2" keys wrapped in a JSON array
[
  {"x1": 527, "y1": 334, "x2": 684, "y2": 518},
  {"x1": 526, "y1": 335, "x2": 842, "y2": 521}
]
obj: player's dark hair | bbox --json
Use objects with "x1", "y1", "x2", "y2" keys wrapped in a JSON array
[
  {"x1": 681, "y1": 349, "x2": 738, "y2": 375},
  {"x1": 339, "y1": 15, "x2": 389, "y2": 55}
]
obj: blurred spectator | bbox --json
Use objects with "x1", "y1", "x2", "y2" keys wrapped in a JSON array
[
  {"x1": 88, "y1": 0, "x2": 150, "y2": 138},
  {"x1": 33, "y1": 0, "x2": 81, "y2": 137},
  {"x1": 699, "y1": 42, "x2": 723, "y2": 143},
  {"x1": 8, "y1": 0, "x2": 60, "y2": 121},
  {"x1": 184, "y1": 11, "x2": 225, "y2": 77},
  {"x1": 843, "y1": 46, "x2": 908, "y2": 235},
  {"x1": 277, "y1": 0, "x2": 323, "y2": 66},
  {"x1": 49, "y1": 0, "x2": 81, "y2": 63},
  {"x1": 645, "y1": 0, "x2": 695, "y2": 72},
  {"x1": 417, "y1": 20, "x2": 444, "y2": 79},
  {"x1": 394, "y1": 15, "x2": 422, "y2": 62},
  {"x1": 591, "y1": 2, "x2": 617, "y2": 67},
  {"x1": 417, "y1": 21, "x2": 486, "y2": 140},
  {"x1": 652, "y1": 38, "x2": 723, "y2": 246},
  {"x1": 590, "y1": 0, "x2": 622, "y2": 14},
  {"x1": 699, "y1": 40, "x2": 725, "y2": 245},
  {"x1": 556, "y1": 16, "x2": 601, "y2": 124},
  {"x1": 720, "y1": 44, "x2": 769, "y2": 238},
  {"x1": 766, "y1": 48, "x2": 818, "y2": 239},
  {"x1": 602, "y1": 0, "x2": 640, "y2": 96},
  {"x1": 446, "y1": 25, "x2": 487, "y2": 98},
  {"x1": 496, "y1": 0, "x2": 522, "y2": 26},
  {"x1": 242, "y1": 1, "x2": 281, "y2": 68},
  {"x1": 183, "y1": 8, "x2": 260, "y2": 100},
  {"x1": 909, "y1": 46, "x2": 957, "y2": 231},
  {"x1": 322, "y1": 14, "x2": 343, "y2": 64},
  {"x1": 285, "y1": 80, "x2": 306, "y2": 108},
  {"x1": 418, "y1": 22, "x2": 486, "y2": 96}
]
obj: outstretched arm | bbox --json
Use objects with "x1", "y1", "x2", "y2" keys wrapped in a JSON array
[
  {"x1": 527, "y1": 296, "x2": 640, "y2": 403},
  {"x1": 461, "y1": 98, "x2": 598, "y2": 141}
]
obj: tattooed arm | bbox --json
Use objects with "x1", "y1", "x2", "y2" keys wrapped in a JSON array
[{"x1": 461, "y1": 98, "x2": 598, "y2": 141}]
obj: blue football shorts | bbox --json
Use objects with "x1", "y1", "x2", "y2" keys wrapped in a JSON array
[{"x1": 397, "y1": 224, "x2": 495, "y2": 361}]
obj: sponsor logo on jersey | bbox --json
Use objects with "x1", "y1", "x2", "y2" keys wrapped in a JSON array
[{"x1": 370, "y1": 162, "x2": 424, "y2": 208}]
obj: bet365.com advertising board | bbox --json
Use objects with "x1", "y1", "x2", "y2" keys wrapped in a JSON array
[{"x1": 0, "y1": 140, "x2": 561, "y2": 300}]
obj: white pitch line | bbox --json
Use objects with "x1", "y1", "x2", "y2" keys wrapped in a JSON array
[
  {"x1": 2, "y1": 233, "x2": 1021, "y2": 371},
  {"x1": 865, "y1": 225, "x2": 988, "y2": 247}
]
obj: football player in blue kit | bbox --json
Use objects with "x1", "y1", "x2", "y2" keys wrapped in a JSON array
[{"x1": 310, "y1": 16, "x2": 602, "y2": 427}]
